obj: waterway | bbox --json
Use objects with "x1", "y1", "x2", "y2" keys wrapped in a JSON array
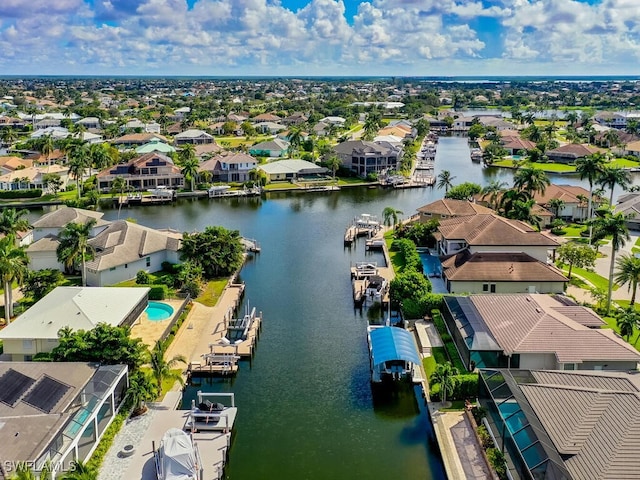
[{"x1": 38, "y1": 137, "x2": 637, "y2": 479}]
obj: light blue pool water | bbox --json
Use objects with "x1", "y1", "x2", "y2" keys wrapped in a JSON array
[
  {"x1": 146, "y1": 301, "x2": 174, "y2": 321},
  {"x1": 419, "y1": 250, "x2": 442, "y2": 277}
]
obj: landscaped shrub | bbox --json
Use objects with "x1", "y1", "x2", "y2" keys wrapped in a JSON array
[
  {"x1": 476, "y1": 425, "x2": 494, "y2": 449},
  {"x1": 136, "y1": 270, "x2": 151, "y2": 285},
  {"x1": 32, "y1": 352, "x2": 52, "y2": 361},
  {"x1": 401, "y1": 293, "x2": 444, "y2": 319},
  {"x1": 161, "y1": 261, "x2": 180, "y2": 274},
  {"x1": 451, "y1": 373, "x2": 479, "y2": 400},
  {"x1": 0, "y1": 189, "x2": 42, "y2": 199},
  {"x1": 391, "y1": 238, "x2": 424, "y2": 273},
  {"x1": 148, "y1": 285, "x2": 168, "y2": 300},
  {"x1": 87, "y1": 409, "x2": 128, "y2": 471},
  {"x1": 486, "y1": 448, "x2": 508, "y2": 480}
]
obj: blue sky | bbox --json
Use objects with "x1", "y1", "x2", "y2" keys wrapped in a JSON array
[{"x1": 0, "y1": 0, "x2": 639, "y2": 76}]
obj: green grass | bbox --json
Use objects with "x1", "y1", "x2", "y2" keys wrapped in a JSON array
[
  {"x1": 440, "y1": 400, "x2": 467, "y2": 412},
  {"x1": 385, "y1": 231, "x2": 403, "y2": 273},
  {"x1": 423, "y1": 346, "x2": 447, "y2": 381},
  {"x1": 195, "y1": 278, "x2": 228, "y2": 307},
  {"x1": 553, "y1": 224, "x2": 586, "y2": 238},
  {"x1": 560, "y1": 265, "x2": 619, "y2": 291},
  {"x1": 337, "y1": 177, "x2": 368, "y2": 185},
  {"x1": 490, "y1": 160, "x2": 576, "y2": 173},
  {"x1": 602, "y1": 314, "x2": 640, "y2": 352},
  {"x1": 610, "y1": 158, "x2": 640, "y2": 168},
  {"x1": 216, "y1": 135, "x2": 272, "y2": 148}
]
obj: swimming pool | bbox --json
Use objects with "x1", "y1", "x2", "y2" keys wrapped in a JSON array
[
  {"x1": 419, "y1": 250, "x2": 442, "y2": 277},
  {"x1": 145, "y1": 301, "x2": 174, "y2": 321}
]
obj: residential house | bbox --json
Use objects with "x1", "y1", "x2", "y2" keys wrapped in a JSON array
[
  {"x1": 378, "y1": 124, "x2": 414, "y2": 139},
  {"x1": 0, "y1": 165, "x2": 70, "y2": 192},
  {"x1": 0, "y1": 362, "x2": 128, "y2": 479},
  {"x1": 111, "y1": 133, "x2": 167, "y2": 149},
  {"x1": 373, "y1": 134, "x2": 404, "y2": 147},
  {"x1": 615, "y1": 193, "x2": 640, "y2": 230},
  {"x1": 545, "y1": 143, "x2": 600, "y2": 164},
  {"x1": 254, "y1": 121, "x2": 287, "y2": 135},
  {"x1": 76, "y1": 117, "x2": 101, "y2": 130},
  {"x1": 123, "y1": 119, "x2": 161, "y2": 134},
  {"x1": 282, "y1": 112, "x2": 308, "y2": 125},
  {"x1": 452, "y1": 116, "x2": 475, "y2": 131},
  {"x1": 625, "y1": 140, "x2": 640, "y2": 157},
  {"x1": 227, "y1": 113, "x2": 247, "y2": 123},
  {"x1": 173, "y1": 106, "x2": 190, "y2": 119},
  {"x1": 258, "y1": 159, "x2": 327, "y2": 182},
  {"x1": 135, "y1": 138, "x2": 176, "y2": 155},
  {"x1": 199, "y1": 152, "x2": 257, "y2": 183},
  {"x1": 333, "y1": 140, "x2": 402, "y2": 177},
  {"x1": 208, "y1": 122, "x2": 225, "y2": 135},
  {"x1": 30, "y1": 127, "x2": 70, "y2": 140},
  {"x1": 0, "y1": 286, "x2": 149, "y2": 360},
  {"x1": 477, "y1": 116, "x2": 514, "y2": 130},
  {"x1": 441, "y1": 251, "x2": 567, "y2": 294},
  {"x1": 442, "y1": 293, "x2": 640, "y2": 371},
  {"x1": 478, "y1": 368, "x2": 640, "y2": 480},
  {"x1": 249, "y1": 138, "x2": 289, "y2": 158},
  {"x1": 532, "y1": 184, "x2": 593, "y2": 221},
  {"x1": 416, "y1": 199, "x2": 494, "y2": 222},
  {"x1": 85, "y1": 221, "x2": 181, "y2": 286},
  {"x1": 251, "y1": 113, "x2": 281, "y2": 123},
  {"x1": 0, "y1": 156, "x2": 33, "y2": 175},
  {"x1": 34, "y1": 118, "x2": 61, "y2": 130},
  {"x1": 319, "y1": 116, "x2": 346, "y2": 126},
  {"x1": 436, "y1": 213, "x2": 559, "y2": 262},
  {"x1": 174, "y1": 129, "x2": 215, "y2": 146},
  {"x1": 96, "y1": 152, "x2": 184, "y2": 191},
  {"x1": 501, "y1": 137, "x2": 537, "y2": 155},
  {"x1": 31, "y1": 207, "x2": 109, "y2": 242}
]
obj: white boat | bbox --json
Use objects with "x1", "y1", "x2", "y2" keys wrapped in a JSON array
[
  {"x1": 470, "y1": 148, "x2": 482, "y2": 162},
  {"x1": 355, "y1": 213, "x2": 380, "y2": 229},
  {"x1": 154, "y1": 428, "x2": 203, "y2": 480},
  {"x1": 148, "y1": 186, "x2": 175, "y2": 198},
  {"x1": 208, "y1": 185, "x2": 233, "y2": 197}
]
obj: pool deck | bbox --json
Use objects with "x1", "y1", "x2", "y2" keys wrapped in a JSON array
[{"x1": 130, "y1": 299, "x2": 185, "y2": 348}]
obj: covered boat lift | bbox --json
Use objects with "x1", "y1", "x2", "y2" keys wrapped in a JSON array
[{"x1": 367, "y1": 326, "x2": 421, "y2": 382}]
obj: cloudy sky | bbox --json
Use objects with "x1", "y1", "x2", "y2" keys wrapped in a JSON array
[{"x1": 0, "y1": 0, "x2": 639, "y2": 76}]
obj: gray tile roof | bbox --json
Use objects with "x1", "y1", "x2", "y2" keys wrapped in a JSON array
[
  {"x1": 32, "y1": 207, "x2": 108, "y2": 229},
  {"x1": 417, "y1": 199, "x2": 494, "y2": 217},
  {"x1": 87, "y1": 220, "x2": 181, "y2": 271},
  {"x1": 26, "y1": 234, "x2": 60, "y2": 252}
]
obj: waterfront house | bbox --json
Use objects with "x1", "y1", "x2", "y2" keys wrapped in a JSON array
[
  {"x1": 441, "y1": 251, "x2": 567, "y2": 294},
  {"x1": 249, "y1": 138, "x2": 289, "y2": 158},
  {"x1": 0, "y1": 156, "x2": 33, "y2": 174},
  {"x1": 199, "y1": 152, "x2": 257, "y2": 183},
  {"x1": 31, "y1": 207, "x2": 109, "y2": 242},
  {"x1": 111, "y1": 133, "x2": 167, "y2": 149},
  {"x1": 436, "y1": 213, "x2": 559, "y2": 263},
  {"x1": 442, "y1": 293, "x2": 640, "y2": 371},
  {"x1": 257, "y1": 159, "x2": 327, "y2": 182},
  {"x1": 545, "y1": 143, "x2": 600, "y2": 164},
  {"x1": 333, "y1": 140, "x2": 402, "y2": 177},
  {"x1": 478, "y1": 368, "x2": 640, "y2": 480},
  {"x1": 378, "y1": 124, "x2": 414, "y2": 139},
  {"x1": 0, "y1": 362, "x2": 128, "y2": 479},
  {"x1": 614, "y1": 193, "x2": 640, "y2": 230},
  {"x1": 501, "y1": 137, "x2": 537, "y2": 155},
  {"x1": 452, "y1": 116, "x2": 474, "y2": 131},
  {"x1": 96, "y1": 152, "x2": 184, "y2": 192},
  {"x1": 174, "y1": 129, "x2": 215, "y2": 146},
  {"x1": 416, "y1": 199, "x2": 494, "y2": 222},
  {"x1": 85, "y1": 220, "x2": 181, "y2": 286},
  {"x1": 0, "y1": 164, "x2": 70, "y2": 192},
  {"x1": 0, "y1": 286, "x2": 149, "y2": 360},
  {"x1": 531, "y1": 184, "x2": 593, "y2": 222}
]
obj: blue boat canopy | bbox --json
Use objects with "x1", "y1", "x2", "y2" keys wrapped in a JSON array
[{"x1": 369, "y1": 327, "x2": 420, "y2": 367}]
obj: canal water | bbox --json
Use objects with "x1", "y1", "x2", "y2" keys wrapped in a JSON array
[{"x1": 85, "y1": 137, "x2": 634, "y2": 478}]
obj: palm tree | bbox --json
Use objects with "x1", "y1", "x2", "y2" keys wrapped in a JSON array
[
  {"x1": 0, "y1": 235, "x2": 29, "y2": 324},
  {"x1": 363, "y1": 111, "x2": 382, "y2": 141},
  {"x1": 597, "y1": 166, "x2": 631, "y2": 206},
  {"x1": 590, "y1": 209, "x2": 630, "y2": 314},
  {"x1": 150, "y1": 339, "x2": 186, "y2": 390},
  {"x1": 127, "y1": 370, "x2": 158, "y2": 414},
  {"x1": 111, "y1": 176, "x2": 128, "y2": 220},
  {"x1": 66, "y1": 142, "x2": 90, "y2": 199},
  {"x1": 56, "y1": 219, "x2": 97, "y2": 287},
  {"x1": 565, "y1": 111, "x2": 578, "y2": 127},
  {"x1": 88, "y1": 143, "x2": 112, "y2": 176},
  {"x1": 576, "y1": 153, "x2": 607, "y2": 242},
  {"x1": 40, "y1": 134, "x2": 55, "y2": 166},
  {"x1": 513, "y1": 166, "x2": 550, "y2": 196},
  {"x1": 179, "y1": 152, "x2": 200, "y2": 192},
  {"x1": 326, "y1": 155, "x2": 341, "y2": 180},
  {"x1": 430, "y1": 362, "x2": 459, "y2": 403},
  {"x1": 547, "y1": 198, "x2": 565, "y2": 219},
  {"x1": 287, "y1": 127, "x2": 303, "y2": 157},
  {"x1": 382, "y1": 207, "x2": 403, "y2": 227},
  {"x1": 437, "y1": 170, "x2": 456, "y2": 193},
  {"x1": 0, "y1": 126, "x2": 18, "y2": 147},
  {"x1": 481, "y1": 180, "x2": 507, "y2": 210},
  {"x1": 615, "y1": 307, "x2": 640, "y2": 345},
  {"x1": 10, "y1": 463, "x2": 38, "y2": 480},
  {"x1": 614, "y1": 253, "x2": 640, "y2": 306},
  {"x1": 0, "y1": 208, "x2": 30, "y2": 238},
  {"x1": 60, "y1": 459, "x2": 98, "y2": 480},
  {"x1": 603, "y1": 129, "x2": 620, "y2": 148}
]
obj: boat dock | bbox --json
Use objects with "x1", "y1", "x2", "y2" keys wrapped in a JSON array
[{"x1": 344, "y1": 214, "x2": 382, "y2": 245}]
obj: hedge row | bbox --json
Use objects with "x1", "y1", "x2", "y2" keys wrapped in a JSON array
[
  {"x1": 430, "y1": 373, "x2": 478, "y2": 401},
  {"x1": 391, "y1": 238, "x2": 423, "y2": 274},
  {"x1": 0, "y1": 189, "x2": 42, "y2": 199},
  {"x1": 148, "y1": 285, "x2": 168, "y2": 300}
]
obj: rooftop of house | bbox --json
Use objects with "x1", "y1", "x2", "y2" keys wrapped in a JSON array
[
  {"x1": 546, "y1": 143, "x2": 601, "y2": 158},
  {"x1": 174, "y1": 129, "x2": 213, "y2": 139},
  {"x1": 0, "y1": 286, "x2": 150, "y2": 340},
  {"x1": 441, "y1": 251, "x2": 568, "y2": 283},
  {"x1": 258, "y1": 159, "x2": 327, "y2": 175},
  {"x1": 532, "y1": 184, "x2": 592, "y2": 205},
  {"x1": 417, "y1": 199, "x2": 494, "y2": 217},
  {"x1": 437, "y1": 213, "x2": 559, "y2": 247},
  {"x1": 32, "y1": 207, "x2": 107, "y2": 230}
]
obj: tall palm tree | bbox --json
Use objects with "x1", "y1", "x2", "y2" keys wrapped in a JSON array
[
  {"x1": 547, "y1": 198, "x2": 565, "y2": 218},
  {"x1": 0, "y1": 235, "x2": 29, "y2": 324},
  {"x1": 287, "y1": 127, "x2": 303, "y2": 157},
  {"x1": 430, "y1": 362, "x2": 459, "y2": 403},
  {"x1": 513, "y1": 166, "x2": 550, "y2": 196},
  {"x1": 603, "y1": 129, "x2": 620, "y2": 148},
  {"x1": 40, "y1": 134, "x2": 55, "y2": 166},
  {"x1": 576, "y1": 153, "x2": 607, "y2": 242},
  {"x1": 382, "y1": 207, "x2": 403, "y2": 227},
  {"x1": 614, "y1": 253, "x2": 640, "y2": 306},
  {"x1": 363, "y1": 111, "x2": 382, "y2": 141},
  {"x1": 0, "y1": 126, "x2": 18, "y2": 147},
  {"x1": 565, "y1": 111, "x2": 578, "y2": 127},
  {"x1": 590, "y1": 209, "x2": 630, "y2": 314},
  {"x1": 0, "y1": 208, "x2": 30, "y2": 237},
  {"x1": 88, "y1": 143, "x2": 112, "y2": 176},
  {"x1": 481, "y1": 180, "x2": 507, "y2": 210},
  {"x1": 150, "y1": 339, "x2": 186, "y2": 390},
  {"x1": 111, "y1": 176, "x2": 128, "y2": 220},
  {"x1": 597, "y1": 166, "x2": 631, "y2": 206},
  {"x1": 56, "y1": 219, "x2": 97, "y2": 287},
  {"x1": 437, "y1": 170, "x2": 456, "y2": 193},
  {"x1": 179, "y1": 146, "x2": 200, "y2": 192},
  {"x1": 66, "y1": 142, "x2": 90, "y2": 199},
  {"x1": 326, "y1": 155, "x2": 341, "y2": 179}
]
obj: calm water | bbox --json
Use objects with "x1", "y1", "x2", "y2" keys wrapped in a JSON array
[{"x1": 33, "y1": 137, "x2": 638, "y2": 479}]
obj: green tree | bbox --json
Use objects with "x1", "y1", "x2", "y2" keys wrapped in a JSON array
[
  {"x1": 513, "y1": 166, "x2": 550, "y2": 196},
  {"x1": 127, "y1": 369, "x2": 159, "y2": 413},
  {"x1": 389, "y1": 270, "x2": 431, "y2": 307},
  {"x1": 178, "y1": 144, "x2": 199, "y2": 191},
  {"x1": 430, "y1": 362, "x2": 459, "y2": 403},
  {"x1": 589, "y1": 209, "x2": 630, "y2": 314},
  {"x1": 615, "y1": 307, "x2": 640, "y2": 345},
  {"x1": 382, "y1": 207, "x2": 403, "y2": 227},
  {"x1": 179, "y1": 226, "x2": 244, "y2": 279},
  {"x1": 21, "y1": 269, "x2": 64, "y2": 302},
  {"x1": 556, "y1": 242, "x2": 597, "y2": 279},
  {"x1": 326, "y1": 155, "x2": 341, "y2": 179},
  {"x1": 614, "y1": 253, "x2": 640, "y2": 305},
  {"x1": 0, "y1": 235, "x2": 29, "y2": 324},
  {"x1": 67, "y1": 142, "x2": 90, "y2": 199},
  {"x1": 576, "y1": 153, "x2": 607, "y2": 241},
  {"x1": 467, "y1": 123, "x2": 485, "y2": 141},
  {"x1": 287, "y1": 127, "x2": 303, "y2": 157},
  {"x1": 150, "y1": 339, "x2": 187, "y2": 390},
  {"x1": 56, "y1": 219, "x2": 96, "y2": 286},
  {"x1": 481, "y1": 142, "x2": 507, "y2": 165},
  {"x1": 61, "y1": 459, "x2": 98, "y2": 480},
  {"x1": 597, "y1": 166, "x2": 631, "y2": 206},
  {"x1": 111, "y1": 176, "x2": 128, "y2": 220},
  {"x1": 363, "y1": 111, "x2": 382, "y2": 141},
  {"x1": 547, "y1": 198, "x2": 565, "y2": 218},
  {"x1": 437, "y1": 170, "x2": 456, "y2": 193},
  {"x1": 0, "y1": 208, "x2": 30, "y2": 237},
  {"x1": 42, "y1": 173, "x2": 63, "y2": 198},
  {"x1": 0, "y1": 127, "x2": 18, "y2": 147},
  {"x1": 88, "y1": 143, "x2": 112, "y2": 175},
  {"x1": 445, "y1": 182, "x2": 482, "y2": 201},
  {"x1": 481, "y1": 180, "x2": 507, "y2": 210}
]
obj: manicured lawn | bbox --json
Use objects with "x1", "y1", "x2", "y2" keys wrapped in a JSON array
[
  {"x1": 559, "y1": 265, "x2": 619, "y2": 291},
  {"x1": 216, "y1": 135, "x2": 272, "y2": 148},
  {"x1": 337, "y1": 177, "x2": 368, "y2": 185},
  {"x1": 602, "y1": 315, "x2": 640, "y2": 352},
  {"x1": 195, "y1": 279, "x2": 228, "y2": 307},
  {"x1": 385, "y1": 231, "x2": 403, "y2": 273},
  {"x1": 490, "y1": 159, "x2": 576, "y2": 172},
  {"x1": 610, "y1": 158, "x2": 640, "y2": 168},
  {"x1": 553, "y1": 224, "x2": 585, "y2": 237},
  {"x1": 440, "y1": 400, "x2": 467, "y2": 412}
]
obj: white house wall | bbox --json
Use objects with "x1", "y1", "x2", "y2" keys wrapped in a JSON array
[
  {"x1": 518, "y1": 353, "x2": 558, "y2": 370},
  {"x1": 448, "y1": 281, "x2": 565, "y2": 295},
  {"x1": 86, "y1": 250, "x2": 177, "y2": 287},
  {"x1": 28, "y1": 251, "x2": 66, "y2": 271}
]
